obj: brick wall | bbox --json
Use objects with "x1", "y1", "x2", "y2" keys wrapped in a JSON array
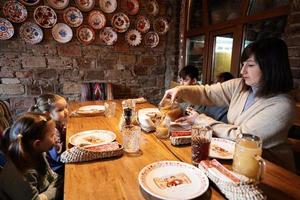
[
  {"x1": 0, "y1": 0, "x2": 180, "y2": 116},
  {"x1": 287, "y1": 0, "x2": 300, "y2": 102}
]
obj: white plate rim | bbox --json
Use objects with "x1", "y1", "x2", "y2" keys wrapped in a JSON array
[
  {"x1": 209, "y1": 137, "x2": 235, "y2": 160},
  {"x1": 69, "y1": 129, "x2": 116, "y2": 146},
  {"x1": 138, "y1": 160, "x2": 209, "y2": 200},
  {"x1": 77, "y1": 105, "x2": 105, "y2": 114}
]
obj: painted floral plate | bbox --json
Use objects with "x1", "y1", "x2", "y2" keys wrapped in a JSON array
[
  {"x1": 34, "y1": 6, "x2": 57, "y2": 28},
  {"x1": 76, "y1": 25, "x2": 95, "y2": 45},
  {"x1": 144, "y1": 31, "x2": 159, "y2": 48},
  {"x1": 47, "y1": 0, "x2": 69, "y2": 10},
  {"x1": 75, "y1": 0, "x2": 95, "y2": 12},
  {"x1": 99, "y1": 0, "x2": 117, "y2": 14},
  {"x1": 63, "y1": 7, "x2": 83, "y2": 28},
  {"x1": 20, "y1": 0, "x2": 40, "y2": 6},
  {"x1": 0, "y1": 18, "x2": 14, "y2": 40},
  {"x1": 99, "y1": 27, "x2": 117, "y2": 46},
  {"x1": 126, "y1": 29, "x2": 142, "y2": 46},
  {"x1": 121, "y1": 0, "x2": 139, "y2": 15},
  {"x1": 111, "y1": 12, "x2": 130, "y2": 33},
  {"x1": 3, "y1": 1, "x2": 27, "y2": 23},
  {"x1": 146, "y1": 0, "x2": 159, "y2": 16},
  {"x1": 88, "y1": 10, "x2": 106, "y2": 30},
  {"x1": 153, "y1": 17, "x2": 169, "y2": 35},
  {"x1": 136, "y1": 15, "x2": 150, "y2": 33},
  {"x1": 52, "y1": 23, "x2": 73, "y2": 43},
  {"x1": 20, "y1": 22, "x2": 43, "y2": 44}
]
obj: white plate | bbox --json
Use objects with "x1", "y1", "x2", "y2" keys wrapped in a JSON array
[
  {"x1": 209, "y1": 137, "x2": 235, "y2": 160},
  {"x1": 77, "y1": 105, "x2": 105, "y2": 114},
  {"x1": 99, "y1": 0, "x2": 117, "y2": 13},
  {"x1": 69, "y1": 129, "x2": 116, "y2": 146},
  {"x1": 52, "y1": 23, "x2": 73, "y2": 43},
  {"x1": 138, "y1": 161, "x2": 209, "y2": 200}
]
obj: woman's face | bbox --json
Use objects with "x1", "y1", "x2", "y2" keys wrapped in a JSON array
[
  {"x1": 240, "y1": 55, "x2": 262, "y2": 87},
  {"x1": 50, "y1": 98, "x2": 69, "y2": 123}
]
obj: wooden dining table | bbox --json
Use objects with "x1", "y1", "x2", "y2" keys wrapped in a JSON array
[{"x1": 64, "y1": 100, "x2": 300, "y2": 200}]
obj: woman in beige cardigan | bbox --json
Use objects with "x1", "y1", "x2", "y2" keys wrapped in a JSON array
[{"x1": 161, "y1": 38, "x2": 296, "y2": 171}]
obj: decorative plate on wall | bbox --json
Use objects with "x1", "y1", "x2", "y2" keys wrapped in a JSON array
[
  {"x1": 47, "y1": 0, "x2": 69, "y2": 10},
  {"x1": 19, "y1": 22, "x2": 43, "y2": 44},
  {"x1": 20, "y1": 0, "x2": 40, "y2": 6},
  {"x1": 146, "y1": 0, "x2": 159, "y2": 16},
  {"x1": 111, "y1": 12, "x2": 130, "y2": 33},
  {"x1": 136, "y1": 15, "x2": 150, "y2": 33},
  {"x1": 34, "y1": 6, "x2": 57, "y2": 28},
  {"x1": 99, "y1": 27, "x2": 117, "y2": 45},
  {"x1": 0, "y1": 18, "x2": 14, "y2": 40},
  {"x1": 76, "y1": 25, "x2": 95, "y2": 45},
  {"x1": 121, "y1": 0, "x2": 139, "y2": 15},
  {"x1": 144, "y1": 31, "x2": 159, "y2": 48},
  {"x1": 99, "y1": 0, "x2": 117, "y2": 14},
  {"x1": 75, "y1": 0, "x2": 95, "y2": 12},
  {"x1": 88, "y1": 10, "x2": 106, "y2": 30},
  {"x1": 125, "y1": 29, "x2": 141, "y2": 46},
  {"x1": 3, "y1": 1, "x2": 28, "y2": 23},
  {"x1": 63, "y1": 7, "x2": 83, "y2": 28},
  {"x1": 52, "y1": 23, "x2": 73, "y2": 43},
  {"x1": 153, "y1": 17, "x2": 169, "y2": 35}
]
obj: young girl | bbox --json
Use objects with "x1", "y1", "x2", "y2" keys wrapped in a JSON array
[
  {"x1": 30, "y1": 93, "x2": 69, "y2": 175},
  {"x1": 0, "y1": 112, "x2": 63, "y2": 199}
]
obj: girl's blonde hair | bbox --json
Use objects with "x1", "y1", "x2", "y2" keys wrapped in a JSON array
[
  {"x1": 29, "y1": 93, "x2": 64, "y2": 113},
  {"x1": 2, "y1": 112, "x2": 53, "y2": 173}
]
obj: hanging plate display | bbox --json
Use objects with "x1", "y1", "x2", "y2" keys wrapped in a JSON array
[
  {"x1": 3, "y1": 1, "x2": 28, "y2": 23},
  {"x1": 99, "y1": 0, "x2": 117, "y2": 14},
  {"x1": 121, "y1": 0, "x2": 139, "y2": 15},
  {"x1": 146, "y1": 0, "x2": 159, "y2": 16},
  {"x1": 144, "y1": 31, "x2": 159, "y2": 48},
  {"x1": 153, "y1": 17, "x2": 169, "y2": 35},
  {"x1": 76, "y1": 25, "x2": 95, "y2": 45},
  {"x1": 125, "y1": 29, "x2": 141, "y2": 46},
  {"x1": 99, "y1": 27, "x2": 117, "y2": 46},
  {"x1": 52, "y1": 23, "x2": 73, "y2": 43},
  {"x1": 0, "y1": 18, "x2": 14, "y2": 40},
  {"x1": 19, "y1": 22, "x2": 43, "y2": 44},
  {"x1": 47, "y1": 0, "x2": 69, "y2": 10},
  {"x1": 88, "y1": 10, "x2": 106, "y2": 30},
  {"x1": 136, "y1": 15, "x2": 150, "y2": 33},
  {"x1": 111, "y1": 12, "x2": 130, "y2": 33},
  {"x1": 75, "y1": 0, "x2": 95, "y2": 12},
  {"x1": 20, "y1": 0, "x2": 40, "y2": 6},
  {"x1": 34, "y1": 6, "x2": 57, "y2": 28},
  {"x1": 63, "y1": 7, "x2": 83, "y2": 28}
]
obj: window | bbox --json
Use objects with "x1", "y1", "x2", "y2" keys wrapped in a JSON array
[{"x1": 183, "y1": 0, "x2": 289, "y2": 83}]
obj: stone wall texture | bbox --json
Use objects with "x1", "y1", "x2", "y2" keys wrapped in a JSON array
[
  {"x1": 287, "y1": 0, "x2": 300, "y2": 101},
  {"x1": 0, "y1": 0, "x2": 180, "y2": 116}
]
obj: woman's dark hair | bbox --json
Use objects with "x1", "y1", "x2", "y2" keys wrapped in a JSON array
[
  {"x1": 2, "y1": 112, "x2": 53, "y2": 173},
  {"x1": 179, "y1": 65, "x2": 199, "y2": 81},
  {"x1": 241, "y1": 37, "x2": 293, "y2": 97}
]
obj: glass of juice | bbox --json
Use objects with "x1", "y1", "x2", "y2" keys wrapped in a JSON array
[
  {"x1": 191, "y1": 125, "x2": 212, "y2": 166},
  {"x1": 232, "y1": 134, "x2": 265, "y2": 181}
]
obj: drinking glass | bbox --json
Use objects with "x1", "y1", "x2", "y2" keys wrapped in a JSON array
[
  {"x1": 191, "y1": 125, "x2": 212, "y2": 165},
  {"x1": 232, "y1": 134, "x2": 265, "y2": 181},
  {"x1": 104, "y1": 102, "x2": 116, "y2": 117},
  {"x1": 122, "y1": 125, "x2": 141, "y2": 153}
]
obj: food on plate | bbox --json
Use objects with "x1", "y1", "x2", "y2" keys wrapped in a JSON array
[
  {"x1": 211, "y1": 144, "x2": 231, "y2": 157},
  {"x1": 83, "y1": 141, "x2": 119, "y2": 152},
  {"x1": 153, "y1": 173, "x2": 191, "y2": 189},
  {"x1": 82, "y1": 135, "x2": 104, "y2": 145}
]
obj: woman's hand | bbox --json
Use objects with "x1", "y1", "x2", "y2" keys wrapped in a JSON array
[
  {"x1": 175, "y1": 109, "x2": 199, "y2": 124},
  {"x1": 159, "y1": 87, "x2": 179, "y2": 106}
]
